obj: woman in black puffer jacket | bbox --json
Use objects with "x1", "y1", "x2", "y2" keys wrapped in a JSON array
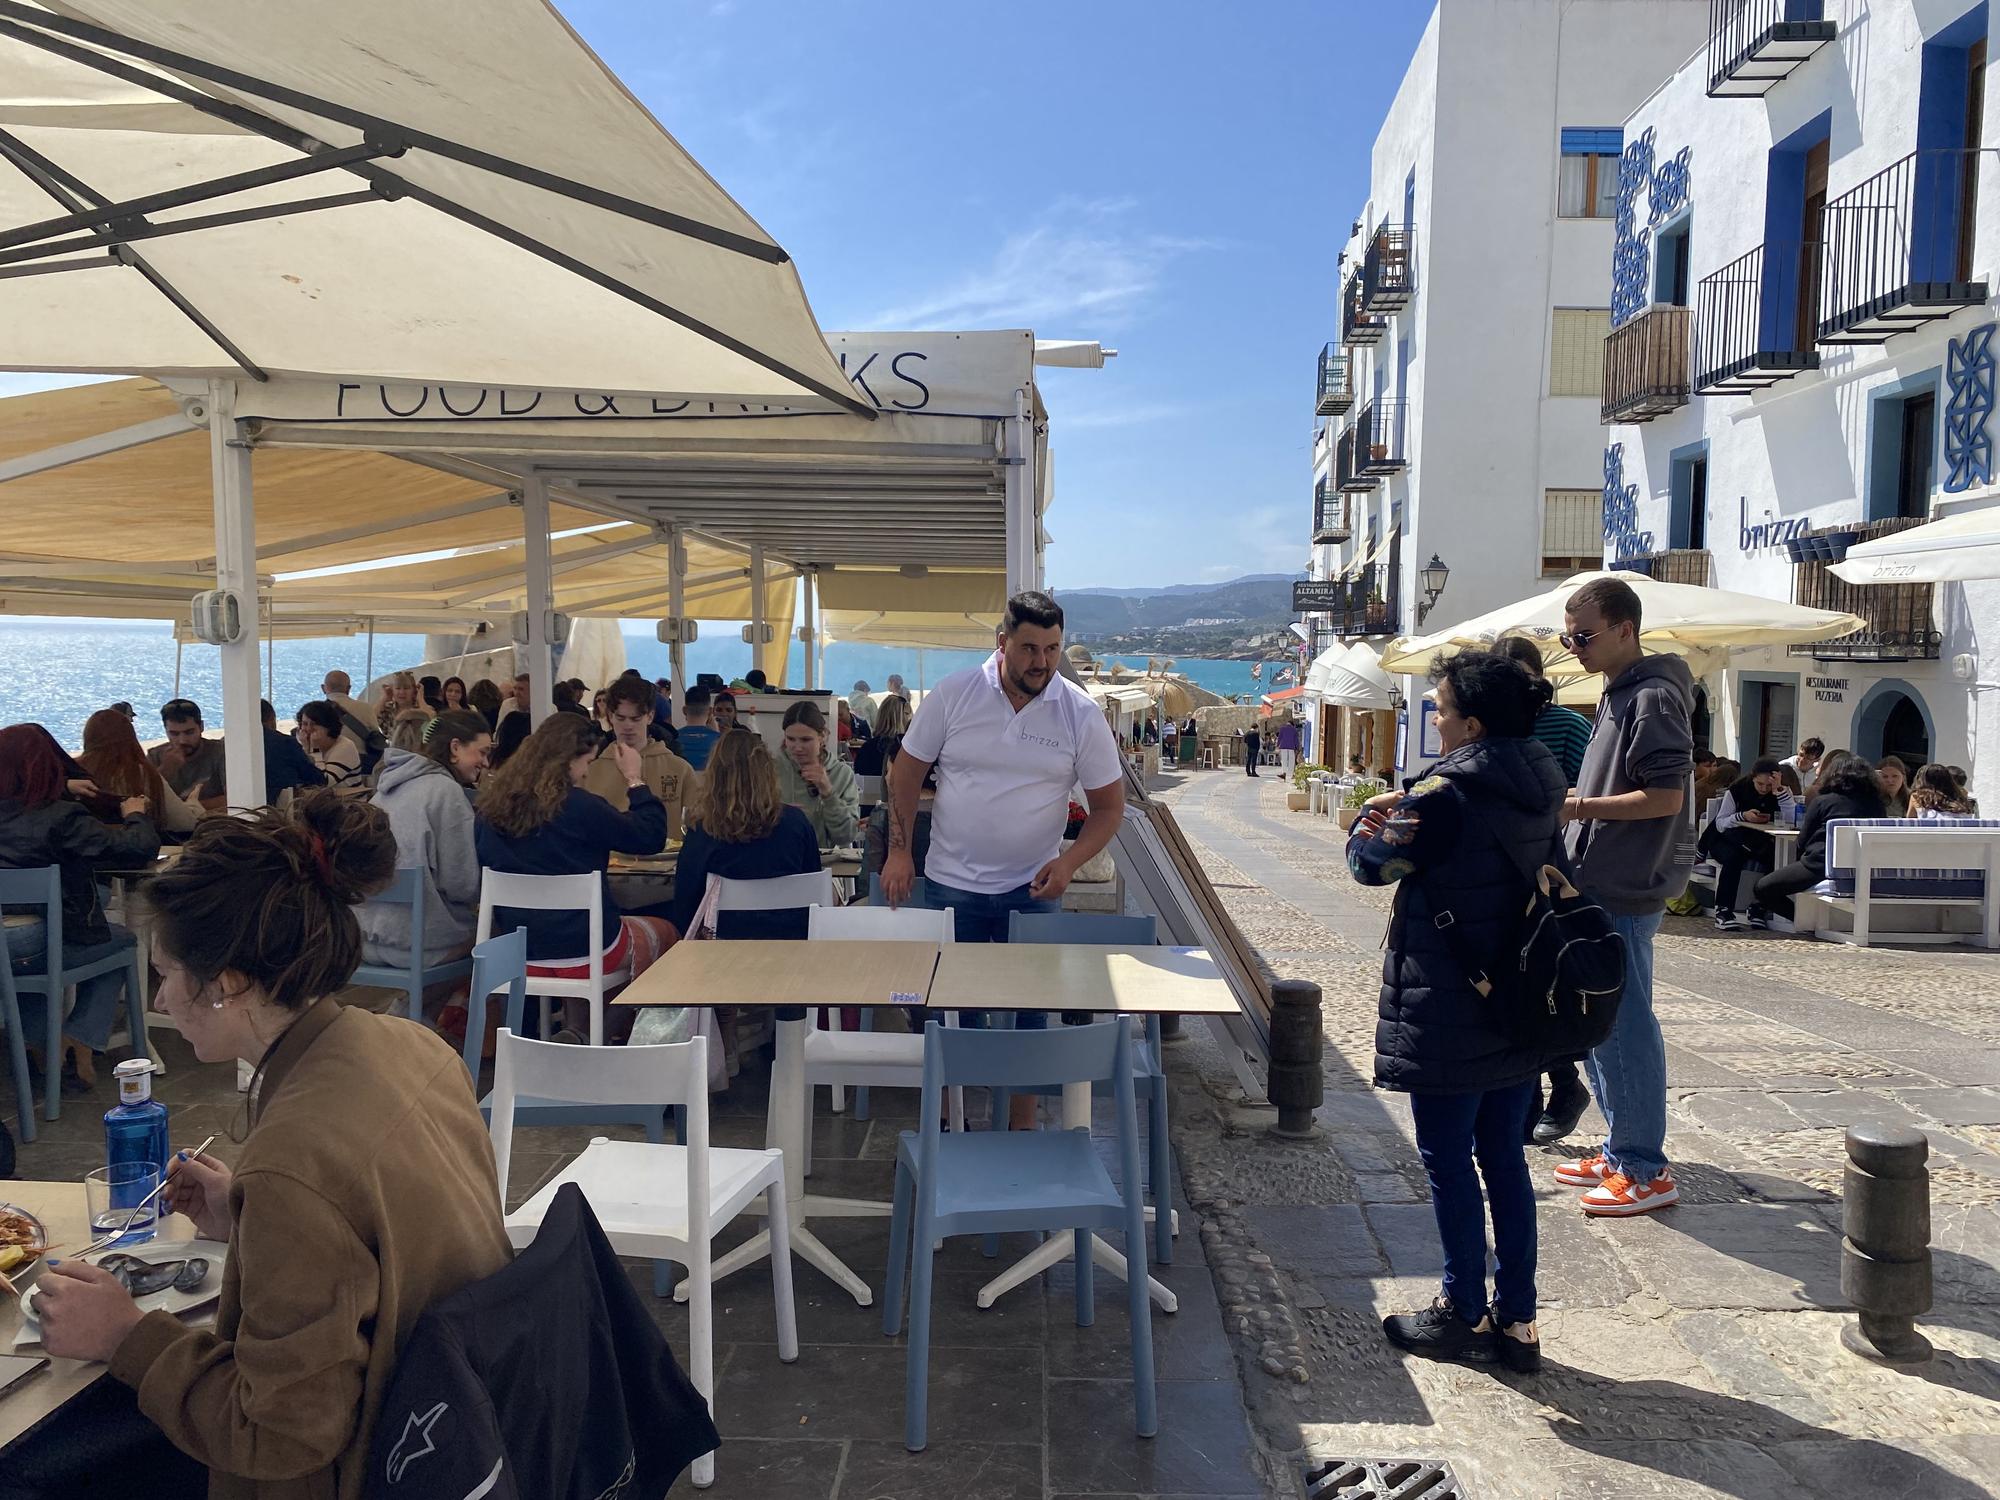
[{"x1": 1347, "y1": 651, "x2": 1564, "y2": 1372}]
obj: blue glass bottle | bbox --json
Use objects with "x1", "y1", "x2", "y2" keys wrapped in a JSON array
[{"x1": 103, "y1": 1058, "x2": 168, "y2": 1245}]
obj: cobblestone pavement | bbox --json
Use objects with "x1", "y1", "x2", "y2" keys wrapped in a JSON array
[{"x1": 1152, "y1": 767, "x2": 2000, "y2": 1500}]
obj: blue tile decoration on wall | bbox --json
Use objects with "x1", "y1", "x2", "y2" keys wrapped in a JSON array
[
  {"x1": 1603, "y1": 443, "x2": 1653, "y2": 562},
  {"x1": 1611, "y1": 127, "x2": 1693, "y2": 328},
  {"x1": 1944, "y1": 322, "x2": 1995, "y2": 493}
]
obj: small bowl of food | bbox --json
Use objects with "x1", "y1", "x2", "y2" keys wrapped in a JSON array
[{"x1": 0, "y1": 1204, "x2": 49, "y2": 1296}]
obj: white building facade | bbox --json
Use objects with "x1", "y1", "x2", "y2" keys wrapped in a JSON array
[
  {"x1": 1602, "y1": 0, "x2": 1997, "y2": 802},
  {"x1": 1304, "y1": 0, "x2": 1710, "y2": 773}
]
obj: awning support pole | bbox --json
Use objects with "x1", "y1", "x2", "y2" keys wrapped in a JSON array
[
  {"x1": 521, "y1": 477, "x2": 555, "y2": 726},
  {"x1": 173, "y1": 640, "x2": 183, "y2": 697},
  {"x1": 749, "y1": 543, "x2": 766, "y2": 682},
  {"x1": 1003, "y1": 390, "x2": 1040, "y2": 594},
  {"x1": 800, "y1": 568, "x2": 816, "y2": 692},
  {"x1": 205, "y1": 378, "x2": 265, "y2": 810},
  {"x1": 365, "y1": 621, "x2": 375, "y2": 684},
  {"x1": 667, "y1": 527, "x2": 686, "y2": 725}
]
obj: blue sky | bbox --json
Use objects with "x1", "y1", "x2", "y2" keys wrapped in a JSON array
[{"x1": 1, "y1": 1, "x2": 1435, "y2": 592}]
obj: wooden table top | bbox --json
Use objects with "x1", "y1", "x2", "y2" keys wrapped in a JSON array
[
  {"x1": 616, "y1": 939, "x2": 942, "y2": 1009},
  {"x1": 1, "y1": 1181, "x2": 195, "y2": 1452},
  {"x1": 608, "y1": 847, "x2": 863, "y2": 879},
  {"x1": 929, "y1": 945, "x2": 1238, "y2": 1015}
]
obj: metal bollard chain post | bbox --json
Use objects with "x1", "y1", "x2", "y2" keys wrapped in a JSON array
[
  {"x1": 1840, "y1": 1123, "x2": 1933, "y2": 1364},
  {"x1": 1266, "y1": 978, "x2": 1324, "y2": 1140}
]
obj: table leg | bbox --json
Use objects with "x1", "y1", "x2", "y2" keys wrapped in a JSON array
[
  {"x1": 974, "y1": 1080, "x2": 1178, "y2": 1313},
  {"x1": 678, "y1": 1013, "x2": 877, "y2": 1307}
]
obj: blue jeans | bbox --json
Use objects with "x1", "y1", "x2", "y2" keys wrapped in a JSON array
[
  {"x1": 1409, "y1": 1082, "x2": 1538, "y2": 1326},
  {"x1": 923, "y1": 877, "x2": 1057, "y2": 1030},
  {"x1": 1584, "y1": 910, "x2": 1669, "y2": 1182},
  {"x1": 7, "y1": 919, "x2": 135, "y2": 1052}
]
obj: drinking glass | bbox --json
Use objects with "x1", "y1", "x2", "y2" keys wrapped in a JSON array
[{"x1": 85, "y1": 1161, "x2": 160, "y2": 1247}]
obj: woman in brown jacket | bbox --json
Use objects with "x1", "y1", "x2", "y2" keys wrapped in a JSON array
[{"x1": 34, "y1": 792, "x2": 512, "y2": 1500}]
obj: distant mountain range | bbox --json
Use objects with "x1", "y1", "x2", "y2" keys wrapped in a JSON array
[{"x1": 1055, "y1": 574, "x2": 1301, "y2": 641}]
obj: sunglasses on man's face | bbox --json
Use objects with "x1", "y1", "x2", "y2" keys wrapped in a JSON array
[{"x1": 1558, "y1": 628, "x2": 1608, "y2": 652}]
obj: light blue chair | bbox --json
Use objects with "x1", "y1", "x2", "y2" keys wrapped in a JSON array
[
  {"x1": 461, "y1": 926, "x2": 683, "y2": 1294},
  {"x1": 0, "y1": 867, "x2": 145, "y2": 1123},
  {"x1": 883, "y1": 1019, "x2": 1155, "y2": 1452},
  {"x1": 0, "y1": 919, "x2": 40, "y2": 1142},
  {"x1": 997, "y1": 911, "x2": 1175, "y2": 1264},
  {"x1": 351, "y1": 867, "x2": 475, "y2": 1021}
]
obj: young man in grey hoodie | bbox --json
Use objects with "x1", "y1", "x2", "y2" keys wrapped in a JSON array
[{"x1": 1555, "y1": 577, "x2": 1696, "y2": 1218}]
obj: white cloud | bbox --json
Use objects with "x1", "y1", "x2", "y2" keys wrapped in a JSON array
[
  {"x1": 1059, "y1": 399, "x2": 1193, "y2": 431},
  {"x1": 858, "y1": 198, "x2": 1215, "y2": 332}
]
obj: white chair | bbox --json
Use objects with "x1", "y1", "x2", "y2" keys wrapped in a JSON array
[
  {"x1": 712, "y1": 868, "x2": 836, "y2": 1096},
  {"x1": 804, "y1": 905, "x2": 964, "y2": 1162},
  {"x1": 476, "y1": 870, "x2": 631, "y2": 1047},
  {"x1": 492, "y1": 1030, "x2": 796, "y2": 1491}
]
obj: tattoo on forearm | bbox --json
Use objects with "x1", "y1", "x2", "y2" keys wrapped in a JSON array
[{"x1": 889, "y1": 803, "x2": 908, "y2": 852}]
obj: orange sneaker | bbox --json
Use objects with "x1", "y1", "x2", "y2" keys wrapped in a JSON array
[
  {"x1": 1580, "y1": 1169, "x2": 1679, "y2": 1217},
  {"x1": 1552, "y1": 1154, "x2": 1611, "y2": 1188}
]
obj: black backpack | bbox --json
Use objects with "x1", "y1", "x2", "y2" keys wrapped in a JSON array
[
  {"x1": 335, "y1": 708, "x2": 388, "y2": 778},
  {"x1": 1417, "y1": 817, "x2": 1627, "y2": 1056}
]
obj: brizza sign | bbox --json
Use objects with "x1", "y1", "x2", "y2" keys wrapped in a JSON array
[{"x1": 232, "y1": 330, "x2": 1036, "y2": 425}]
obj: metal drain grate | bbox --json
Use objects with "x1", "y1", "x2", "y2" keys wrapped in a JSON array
[{"x1": 1305, "y1": 1457, "x2": 1468, "y2": 1499}]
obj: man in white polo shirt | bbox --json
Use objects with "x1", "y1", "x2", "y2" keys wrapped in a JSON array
[{"x1": 883, "y1": 589, "x2": 1126, "y2": 1010}]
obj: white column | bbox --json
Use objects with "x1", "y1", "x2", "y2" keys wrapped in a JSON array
[
  {"x1": 205, "y1": 379, "x2": 265, "y2": 811},
  {"x1": 749, "y1": 542, "x2": 766, "y2": 681},
  {"x1": 667, "y1": 527, "x2": 687, "y2": 723},
  {"x1": 521, "y1": 475, "x2": 556, "y2": 725},
  {"x1": 800, "y1": 567, "x2": 817, "y2": 691},
  {"x1": 1003, "y1": 391, "x2": 1040, "y2": 595}
]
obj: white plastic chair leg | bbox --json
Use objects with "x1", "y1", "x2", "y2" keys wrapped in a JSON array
[
  {"x1": 689, "y1": 1252, "x2": 715, "y2": 1489},
  {"x1": 766, "y1": 1182, "x2": 800, "y2": 1363}
]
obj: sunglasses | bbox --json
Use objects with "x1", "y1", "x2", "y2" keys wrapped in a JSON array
[{"x1": 1558, "y1": 628, "x2": 1611, "y2": 651}]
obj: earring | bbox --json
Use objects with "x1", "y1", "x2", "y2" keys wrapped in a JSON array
[{"x1": 211, "y1": 998, "x2": 226, "y2": 1010}]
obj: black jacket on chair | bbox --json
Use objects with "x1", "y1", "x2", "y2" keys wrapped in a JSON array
[
  {"x1": 1346, "y1": 736, "x2": 1566, "y2": 1095},
  {"x1": 362, "y1": 1184, "x2": 718, "y2": 1500}
]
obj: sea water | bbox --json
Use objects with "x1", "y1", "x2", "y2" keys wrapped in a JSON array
[{"x1": 0, "y1": 617, "x2": 1278, "y2": 749}]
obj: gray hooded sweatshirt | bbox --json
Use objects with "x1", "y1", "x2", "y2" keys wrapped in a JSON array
[
  {"x1": 357, "y1": 747, "x2": 481, "y2": 967},
  {"x1": 1565, "y1": 653, "x2": 1698, "y2": 915}
]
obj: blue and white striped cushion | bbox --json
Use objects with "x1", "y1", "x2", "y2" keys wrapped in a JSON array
[{"x1": 1825, "y1": 818, "x2": 2000, "y2": 899}]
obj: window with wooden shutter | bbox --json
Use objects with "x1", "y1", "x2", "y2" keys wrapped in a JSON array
[
  {"x1": 1542, "y1": 489, "x2": 1603, "y2": 575},
  {"x1": 1549, "y1": 308, "x2": 1610, "y2": 397}
]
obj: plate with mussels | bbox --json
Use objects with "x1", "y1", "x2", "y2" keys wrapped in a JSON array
[{"x1": 16, "y1": 1239, "x2": 227, "y2": 1343}]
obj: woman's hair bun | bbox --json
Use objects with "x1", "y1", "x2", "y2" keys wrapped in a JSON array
[{"x1": 286, "y1": 790, "x2": 398, "y2": 904}]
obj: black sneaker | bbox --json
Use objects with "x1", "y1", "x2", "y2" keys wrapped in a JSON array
[
  {"x1": 1713, "y1": 909, "x2": 1746, "y2": 932},
  {"x1": 1492, "y1": 1313, "x2": 1542, "y2": 1374},
  {"x1": 1531, "y1": 1085, "x2": 1591, "y2": 1145},
  {"x1": 1382, "y1": 1296, "x2": 1495, "y2": 1363},
  {"x1": 1746, "y1": 907, "x2": 1773, "y2": 930}
]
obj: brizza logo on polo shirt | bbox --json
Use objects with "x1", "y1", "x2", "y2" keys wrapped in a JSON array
[{"x1": 1018, "y1": 731, "x2": 1064, "y2": 751}]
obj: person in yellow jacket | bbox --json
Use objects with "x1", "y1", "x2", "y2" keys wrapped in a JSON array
[{"x1": 582, "y1": 675, "x2": 693, "y2": 841}]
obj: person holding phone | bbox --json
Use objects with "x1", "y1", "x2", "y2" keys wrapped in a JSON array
[{"x1": 774, "y1": 701, "x2": 859, "y2": 848}]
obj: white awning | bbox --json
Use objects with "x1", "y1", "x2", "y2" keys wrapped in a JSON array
[
  {"x1": 1305, "y1": 641, "x2": 1394, "y2": 709},
  {"x1": 0, "y1": 0, "x2": 863, "y2": 410},
  {"x1": 1830, "y1": 492, "x2": 2000, "y2": 584}
]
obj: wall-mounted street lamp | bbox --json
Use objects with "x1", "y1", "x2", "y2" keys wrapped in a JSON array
[{"x1": 1416, "y1": 553, "x2": 1450, "y2": 625}]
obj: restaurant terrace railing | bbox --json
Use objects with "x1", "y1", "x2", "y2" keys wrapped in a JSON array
[
  {"x1": 1316, "y1": 342, "x2": 1355, "y2": 415},
  {"x1": 1694, "y1": 242, "x2": 1821, "y2": 393},
  {"x1": 1356, "y1": 397, "x2": 1409, "y2": 475},
  {"x1": 1343, "y1": 271, "x2": 1387, "y2": 348},
  {"x1": 1336, "y1": 427, "x2": 1378, "y2": 494},
  {"x1": 1602, "y1": 305, "x2": 1692, "y2": 424},
  {"x1": 1789, "y1": 519, "x2": 1941, "y2": 661},
  {"x1": 1361, "y1": 223, "x2": 1416, "y2": 313},
  {"x1": 1620, "y1": 547, "x2": 1715, "y2": 587},
  {"x1": 1706, "y1": 0, "x2": 1837, "y2": 98},
  {"x1": 1818, "y1": 149, "x2": 1989, "y2": 344}
]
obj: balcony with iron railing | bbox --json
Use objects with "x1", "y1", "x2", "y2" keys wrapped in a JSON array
[
  {"x1": 1342, "y1": 271, "x2": 1387, "y2": 348},
  {"x1": 1619, "y1": 548, "x2": 1715, "y2": 587},
  {"x1": 1706, "y1": 0, "x2": 1836, "y2": 98},
  {"x1": 1316, "y1": 342, "x2": 1355, "y2": 415},
  {"x1": 1333, "y1": 561, "x2": 1402, "y2": 639},
  {"x1": 1818, "y1": 149, "x2": 1989, "y2": 344},
  {"x1": 1361, "y1": 223, "x2": 1416, "y2": 314},
  {"x1": 1601, "y1": 305, "x2": 1692, "y2": 424},
  {"x1": 1356, "y1": 397, "x2": 1409, "y2": 475},
  {"x1": 1695, "y1": 242, "x2": 1823, "y2": 393},
  {"x1": 1336, "y1": 427, "x2": 1378, "y2": 494},
  {"x1": 1789, "y1": 519, "x2": 1941, "y2": 660},
  {"x1": 1312, "y1": 484, "x2": 1349, "y2": 545}
]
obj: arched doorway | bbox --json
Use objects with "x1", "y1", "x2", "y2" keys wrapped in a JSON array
[{"x1": 1852, "y1": 680, "x2": 1933, "y2": 767}]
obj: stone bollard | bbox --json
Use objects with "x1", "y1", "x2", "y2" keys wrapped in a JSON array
[
  {"x1": 1266, "y1": 979, "x2": 1324, "y2": 1140},
  {"x1": 1839, "y1": 1124, "x2": 1933, "y2": 1364}
]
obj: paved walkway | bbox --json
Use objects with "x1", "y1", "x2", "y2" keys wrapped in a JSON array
[{"x1": 1153, "y1": 767, "x2": 2000, "y2": 1500}]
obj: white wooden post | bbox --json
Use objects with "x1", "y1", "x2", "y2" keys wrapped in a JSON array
[
  {"x1": 521, "y1": 475, "x2": 555, "y2": 725},
  {"x1": 668, "y1": 526, "x2": 687, "y2": 724},
  {"x1": 800, "y1": 567, "x2": 816, "y2": 691},
  {"x1": 205, "y1": 379, "x2": 265, "y2": 811},
  {"x1": 1003, "y1": 389, "x2": 1041, "y2": 594},
  {"x1": 750, "y1": 542, "x2": 766, "y2": 682}
]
